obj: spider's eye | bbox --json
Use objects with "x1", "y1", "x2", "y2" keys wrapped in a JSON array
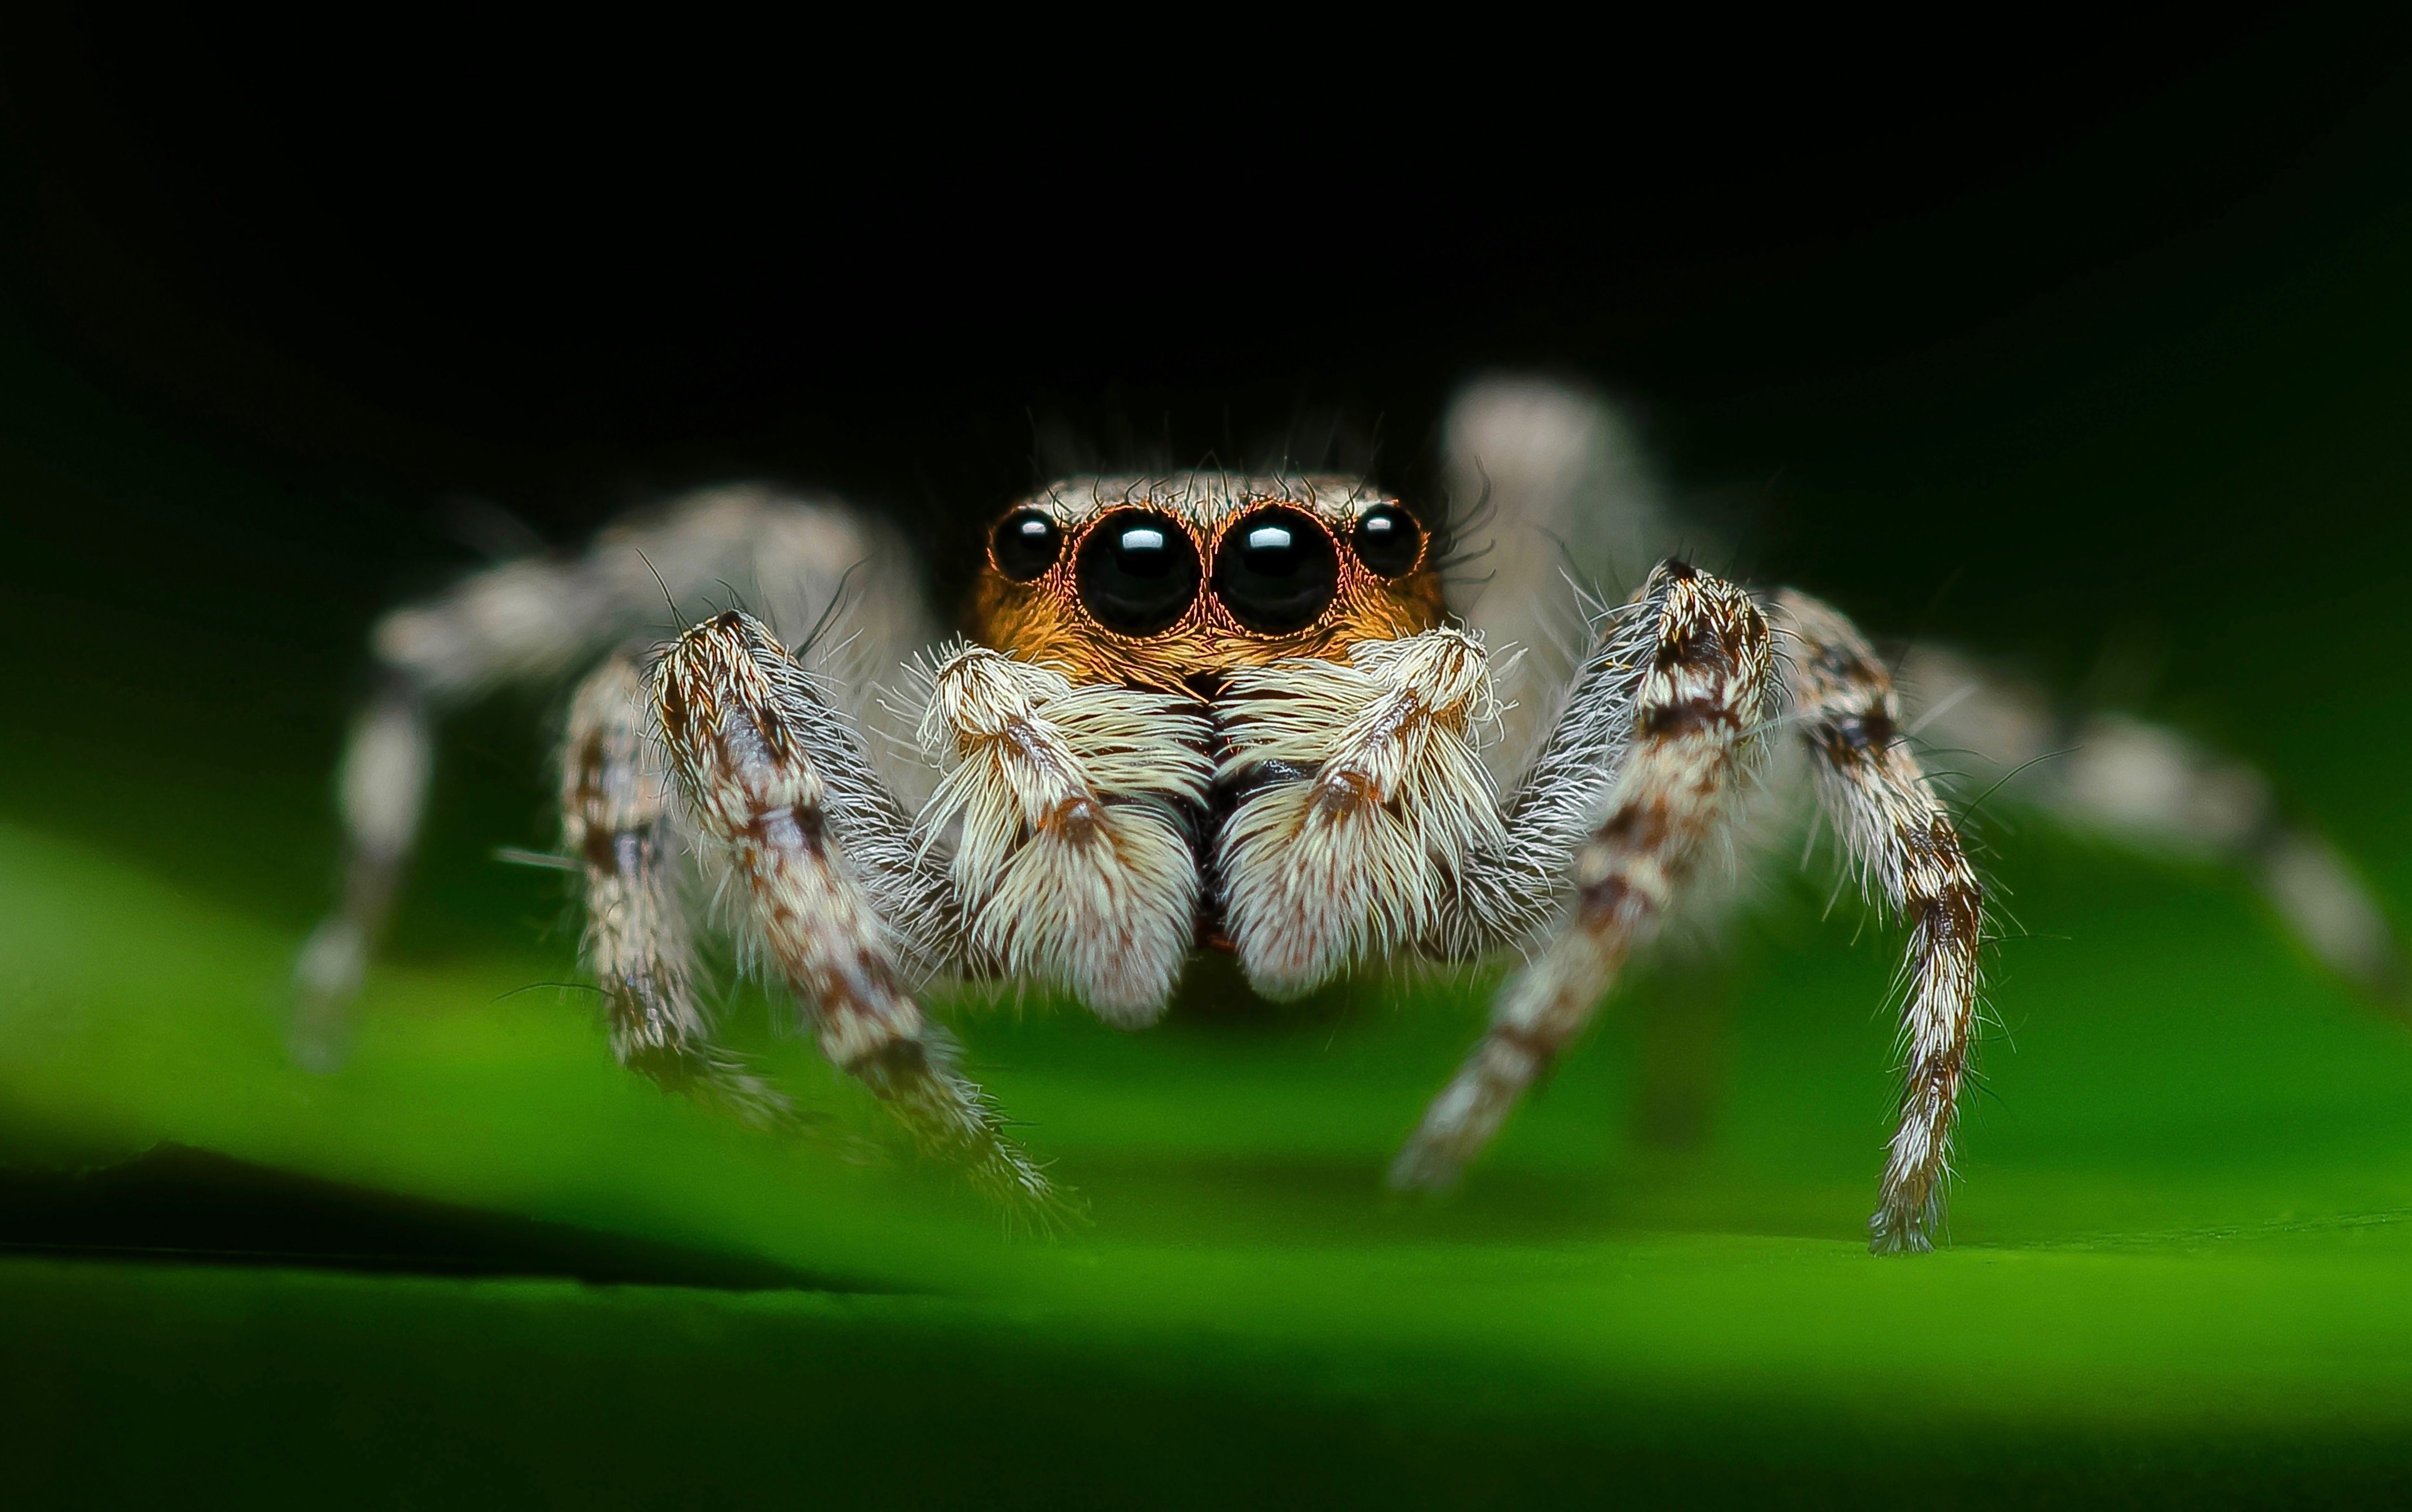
[
  {"x1": 1350, "y1": 503, "x2": 1423, "y2": 577},
  {"x1": 991, "y1": 509, "x2": 1061, "y2": 581},
  {"x1": 1212, "y1": 507, "x2": 1338, "y2": 634},
  {"x1": 1074, "y1": 510, "x2": 1199, "y2": 636}
]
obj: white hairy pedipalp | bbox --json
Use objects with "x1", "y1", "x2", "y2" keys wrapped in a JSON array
[
  {"x1": 1215, "y1": 627, "x2": 1508, "y2": 998},
  {"x1": 915, "y1": 642, "x2": 1212, "y2": 1023}
]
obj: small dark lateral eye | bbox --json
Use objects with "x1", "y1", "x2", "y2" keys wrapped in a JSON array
[
  {"x1": 1075, "y1": 510, "x2": 1200, "y2": 635},
  {"x1": 991, "y1": 509, "x2": 1062, "y2": 581},
  {"x1": 1350, "y1": 504, "x2": 1423, "y2": 577},
  {"x1": 1213, "y1": 507, "x2": 1338, "y2": 634}
]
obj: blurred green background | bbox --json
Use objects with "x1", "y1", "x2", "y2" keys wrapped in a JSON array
[{"x1": 8, "y1": 13, "x2": 2412, "y2": 1506}]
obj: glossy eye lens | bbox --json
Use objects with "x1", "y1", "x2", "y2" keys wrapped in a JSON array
[
  {"x1": 990, "y1": 508, "x2": 1061, "y2": 581},
  {"x1": 1350, "y1": 504, "x2": 1423, "y2": 577},
  {"x1": 1074, "y1": 510, "x2": 1199, "y2": 635},
  {"x1": 1212, "y1": 507, "x2": 1338, "y2": 634}
]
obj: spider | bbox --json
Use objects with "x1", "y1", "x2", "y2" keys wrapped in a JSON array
[{"x1": 293, "y1": 377, "x2": 2401, "y2": 1253}]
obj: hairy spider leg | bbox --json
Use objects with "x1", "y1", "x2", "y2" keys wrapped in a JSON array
[
  {"x1": 291, "y1": 488, "x2": 932, "y2": 1070},
  {"x1": 1447, "y1": 373, "x2": 2403, "y2": 1006},
  {"x1": 291, "y1": 676, "x2": 431, "y2": 1069},
  {"x1": 561, "y1": 656, "x2": 796, "y2": 1126},
  {"x1": 651, "y1": 611, "x2": 1064, "y2": 1217},
  {"x1": 1900, "y1": 644, "x2": 2404, "y2": 1004},
  {"x1": 1776, "y1": 591, "x2": 1987, "y2": 1254},
  {"x1": 1391, "y1": 561, "x2": 1778, "y2": 1193}
]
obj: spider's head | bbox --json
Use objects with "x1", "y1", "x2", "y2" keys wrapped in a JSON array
[{"x1": 968, "y1": 474, "x2": 1446, "y2": 694}]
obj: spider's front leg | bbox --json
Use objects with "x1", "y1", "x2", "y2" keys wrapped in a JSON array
[
  {"x1": 1389, "y1": 565, "x2": 1989, "y2": 1254},
  {"x1": 650, "y1": 611, "x2": 1061, "y2": 1212},
  {"x1": 1391, "y1": 562, "x2": 1778, "y2": 1198}
]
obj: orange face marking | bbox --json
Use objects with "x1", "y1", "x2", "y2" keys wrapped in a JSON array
[{"x1": 968, "y1": 475, "x2": 1445, "y2": 693}]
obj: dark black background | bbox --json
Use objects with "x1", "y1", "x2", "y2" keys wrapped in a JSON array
[
  {"x1": 12, "y1": 14, "x2": 2404, "y2": 540},
  {"x1": 5, "y1": 9, "x2": 2411, "y2": 949}
]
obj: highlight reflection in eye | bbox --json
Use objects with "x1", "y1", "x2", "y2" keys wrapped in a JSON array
[
  {"x1": 1213, "y1": 507, "x2": 1337, "y2": 634},
  {"x1": 990, "y1": 508, "x2": 1062, "y2": 581},
  {"x1": 1350, "y1": 505, "x2": 1423, "y2": 577},
  {"x1": 1074, "y1": 510, "x2": 1200, "y2": 635}
]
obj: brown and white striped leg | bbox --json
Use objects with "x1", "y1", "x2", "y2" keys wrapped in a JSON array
[
  {"x1": 1776, "y1": 591, "x2": 1986, "y2": 1255},
  {"x1": 654, "y1": 611, "x2": 1061, "y2": 1213},
  {"x1": 1391, "y1": 562, "x2": 1777, "y2": 1192},
  {"x1": 561, "y1": 657, "x2": 793, "y2": 1127}
]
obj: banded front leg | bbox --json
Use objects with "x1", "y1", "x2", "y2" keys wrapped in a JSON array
[
  {"x1": 1392, "y1": 562, "x2": 1777, "y2": 1191},
  {"x1": 652, "y1": 612, "x2": 1058, "y2": 1212}
]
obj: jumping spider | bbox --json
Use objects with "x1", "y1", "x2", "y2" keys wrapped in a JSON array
[{"x1": 295, "y1": 377, "x2": 2400, "y2": 1253}]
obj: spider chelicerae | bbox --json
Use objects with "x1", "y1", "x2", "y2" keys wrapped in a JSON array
[{"x1": 294, "y1": 377, "x2": 2400, "y2": 1253}]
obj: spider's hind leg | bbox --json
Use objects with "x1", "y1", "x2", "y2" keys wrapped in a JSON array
[
  {"x1": 291, "y1": 677, "x2": 431, "y2": 1070},
  {"x1": 1901, "y1": 644, "x2": 2404, "y2": 1004}
]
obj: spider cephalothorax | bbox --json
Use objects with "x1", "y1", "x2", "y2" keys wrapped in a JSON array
[
  {"x1": 297, "y1": 377, "x2": 2404, "y2": 1252},
  {"x1": 967, "y1": 475, "x2": 1446, "y2": 693}
]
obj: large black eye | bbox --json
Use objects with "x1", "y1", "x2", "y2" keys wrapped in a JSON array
[
  {"x1": 1212, "y1": 507, "x2": 1339, "y2": 634},
  {"x1": 990, "y1": 509, "x2": 1061, "y2": 581},
  {"x1": 1075, "y1": 510, "x2": 1199, "y2": 635},
  {"x1": 1350, "y1": 504, "x2": 1423, "y2": 577}
]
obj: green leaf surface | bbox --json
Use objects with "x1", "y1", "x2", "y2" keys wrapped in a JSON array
[{"x1": 9, "y1": 815, "x2": 2412, "y2": 1505}]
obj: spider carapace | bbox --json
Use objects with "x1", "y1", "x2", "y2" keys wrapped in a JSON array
[{"x1": 295, "y1": 380, "x2": 2404, "y2": 1252}]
